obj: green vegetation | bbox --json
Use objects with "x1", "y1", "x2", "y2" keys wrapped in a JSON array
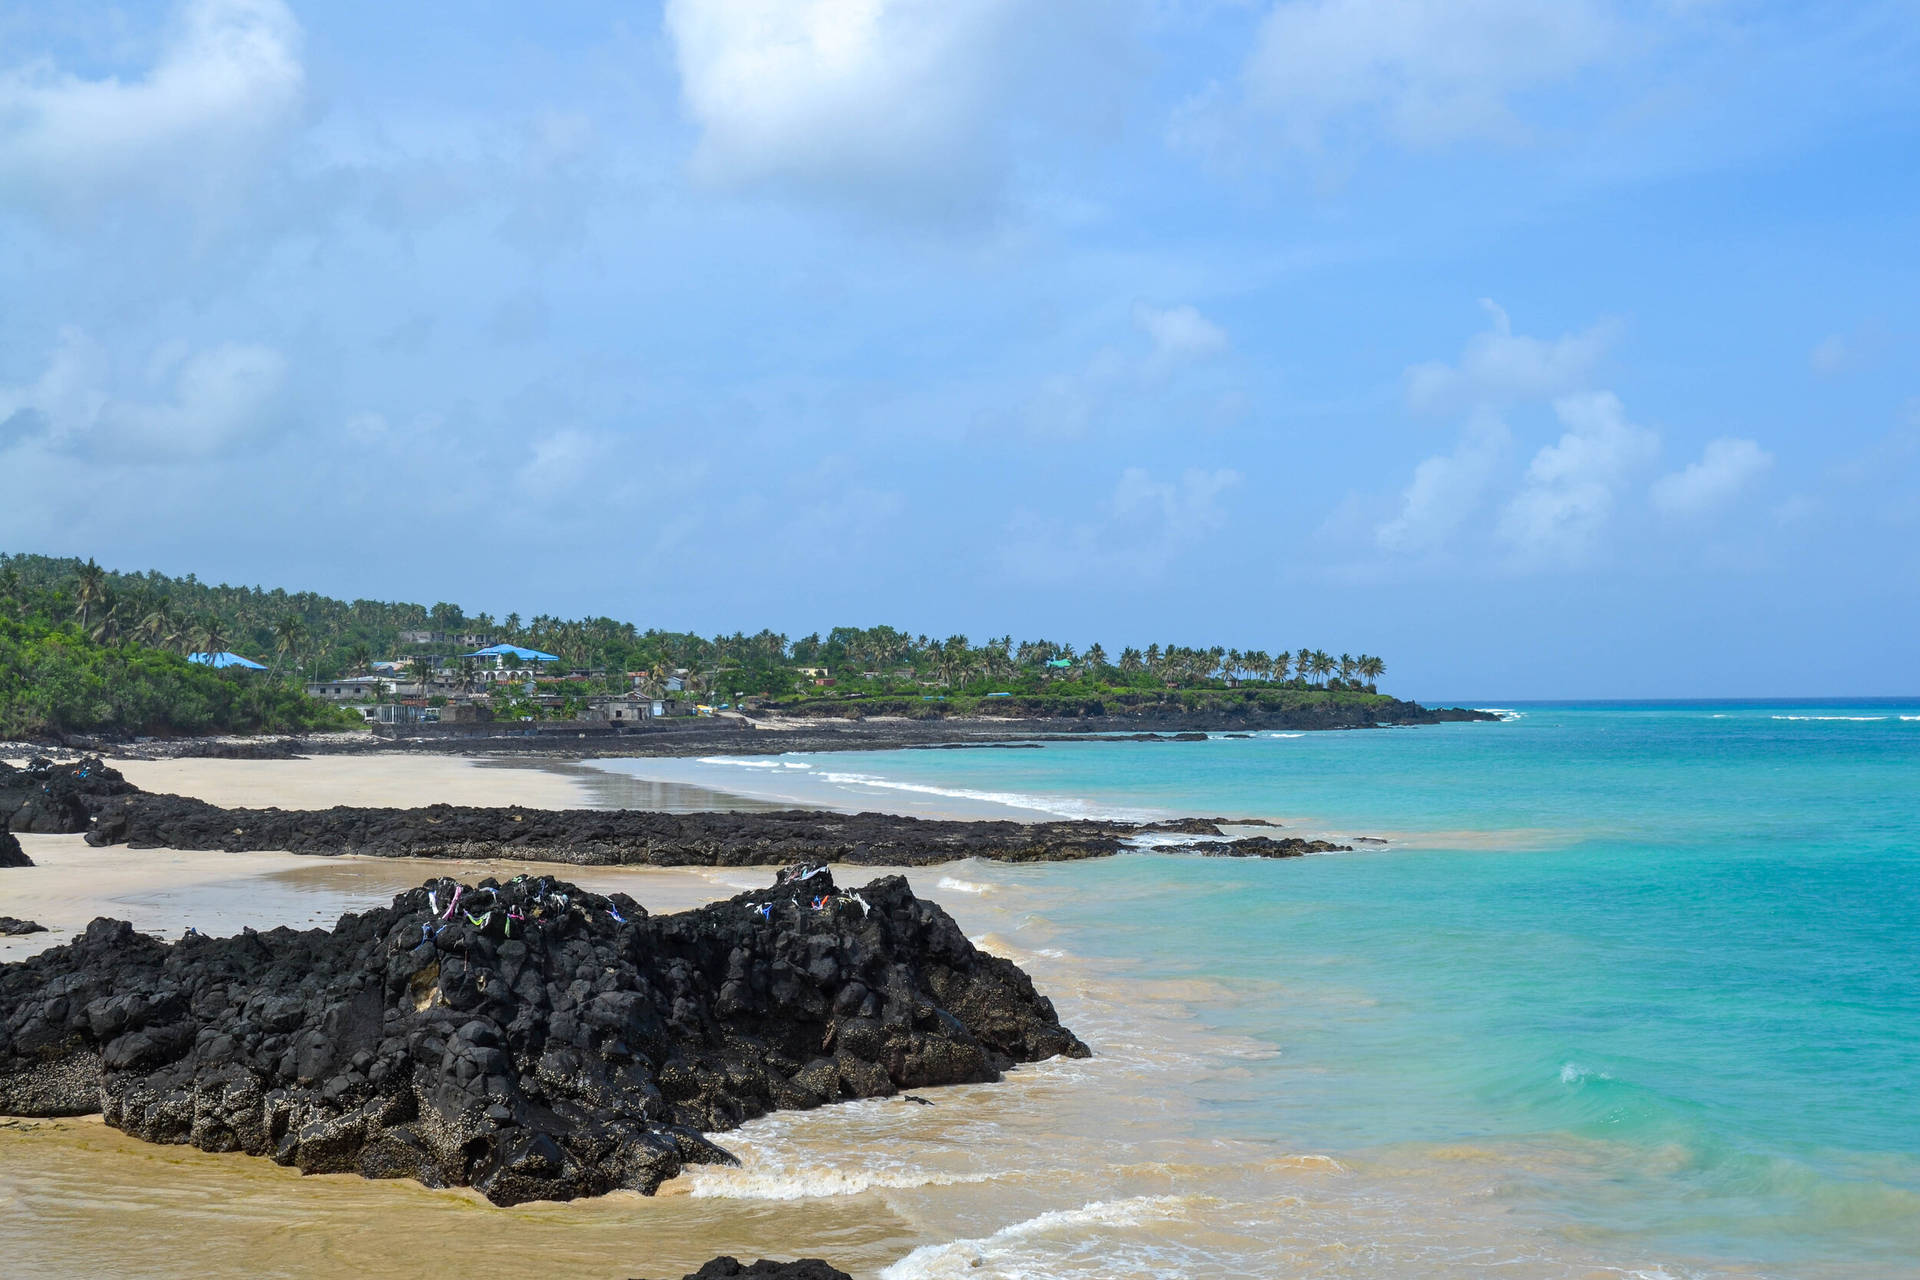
[
  {"x1": 0, "y1": 553, "x2": 1398, "y2": 725},
  {"x1": 0, "y1": 557, "x2": 360, "y2": 740}
]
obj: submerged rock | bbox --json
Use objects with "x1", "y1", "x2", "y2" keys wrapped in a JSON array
[
  {"x1": 1151, "y1": 835, "x2": 1352, "y2": 858},
  {"x1": 635, "y1": 1262, "x2": 852, "y2": 1280},
  {"x1": 0, "y1": 831, "x2": 31, "y2": 868},
  {"x1": 0, "y1": 917, "x2": 46, "y2": 935},
  {"x1": 0, "y1": 756, "x2": 137, "y2": 834},
  {"x1": 0, "y1": 869, "x2": 1086, "y2": 1205}
]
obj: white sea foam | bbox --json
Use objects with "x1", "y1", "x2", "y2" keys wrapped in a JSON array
[
  {"x1": 1770, "y1": 715, "x2": 1888, "y2": 722},
  {"x1": 879, "y1": 1196, "x2": 1198, "y2": 1279},
  {"x1": 695, "y1": 756, "x2": 787, "y2": 768},
  {"x1": 687, "y1": 1163, "x2": 997, "y2": 1200},
  {"x1": 1559, "y1": 1062, "x2": 1613, "y2": 1085},
  {"x1": 1263, "y1": 731, "x2": 1305, "y2": 739},
  {"x1": 1475, "y1": 707, "x2": 1525, "y2": 721},
  {"x1": 936, "y1": 876, "x2": 992, "y2": 895},
  {"x1": 813, "y1": 770, "x2": 1149, "y2": 821}
]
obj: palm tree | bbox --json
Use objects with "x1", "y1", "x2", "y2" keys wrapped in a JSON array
[
  {"x1": 1310, "y1": 650, "x2": 1335, "y2": 688},
  {"x1": 72, "y1": 558, "x2": 107, "y2": 631},
  {"x1": 1337, "y1": 653, "x2": 1356, "y2": 687},
  {"x1": 196, "y1": 615, "x2": 228, "y2": 661},
  {"x1": 273, "y1": 615, "x2": 304, "y2": 678},
  {"x1": 1295, "y1": 648, "x2": 1313, "y2": 688},
  {"x1": 1085, "y1": 643, "x2": 1108, "y2": 673},
  {"x1": 140, "y1": 597, "x2": 177, "y2": 649},
  {"x1": 407, "y1": 656, "x2": 435, "y2": 694},
  {"x1": 1358, "y1": 655, "x2": 1385, "y2": 691},
  {"x1": 88, "y1": 590, "x2": 122, "y2": 645}
]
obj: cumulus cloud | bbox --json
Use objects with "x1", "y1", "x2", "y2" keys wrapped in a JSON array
[
  {"x1": 1651, "y1": 437, "x2": 1772, "y2": 516},
  {"x1": 665, "y1": 0, "x2": 1016, "y2": 206},
  {"x1": 1499, "y1": 390, "x2": 1659, "y2": 560},
  {"x1": 1235, "y1": 0, "x2": 1615, "y2": 150},
  {"x1": 0, "y1": 0, "x2": 303, "y2": 210},
  {"x1": 1406, "y1": 300, "x2": 1616, "y2": 412},
  {"x1": 1134, "y1": 303, "x2": 1229, "y2": 374},
  {"x1": 662, "y1": 0, "x2": 1125, "y2": 216},
  {"x1": 1376, "y1": 412, "x2": 1510, "y2": 553},
  {"x1": 0, "y1": 328, "x2": 287, "y2": 461}
]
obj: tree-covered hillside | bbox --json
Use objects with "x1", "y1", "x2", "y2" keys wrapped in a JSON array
[{"x1": 1, "y1": 552, "x2": 1396, "y2": 715}]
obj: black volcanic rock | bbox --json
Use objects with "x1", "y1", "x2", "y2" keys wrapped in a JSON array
[
  {"x1": 86, "y1": 797, "x2": 1133, "y2": 865},
  {"x1": 0, "y1": 831, "x2": 31, "y2": 868},
  {"x1": 0, "y1": 869, "x2": 1086, "y2": 1205},
  {"x1": 636, "y1": 1262, "x2": 852, "y2": 1280},
  {"x1": 1153, "y1": 835, "x2": 1352, "y2": 858},
  {"x1": 0, "y1": 917, "x2": 46, "y2": 935},
  {"x1": 0, "y1": 756, "x2": 138, "y2": 834}
]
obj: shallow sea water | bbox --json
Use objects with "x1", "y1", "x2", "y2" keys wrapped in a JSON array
[{"x1": 3, "y1": 702, "x2": 1917, "y2": 1278}]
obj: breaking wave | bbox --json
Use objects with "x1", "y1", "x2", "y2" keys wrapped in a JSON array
[{"x1": 879, "y1": 1195, "x2": 1201, "y2": 1279}]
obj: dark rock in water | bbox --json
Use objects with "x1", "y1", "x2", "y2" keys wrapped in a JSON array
[
  {"x1": 1153, "y1": 835, "x2": 1351, "y2": 858},
  {"x1": 0, "y1": 831, "x2": 31, "y2": 868},
  {"x1": 0, "y1": 869, "x2": 1086, "y2": 1205},
  {"x1": 0, "y1": 756, "x2": 138, "y2": 834},
  {"x1": 0, "y1": 917, "x2": 47, "y2": 935},
  {"x1": 635, "y1": 1261, "x2": 852, "y2": 1280},
  {"x1": 171, "y1": 739, "x2": 307, "y2": 761},
  {"x1": 86, "y1": 797, "x2": 1134, "y2": 866}
]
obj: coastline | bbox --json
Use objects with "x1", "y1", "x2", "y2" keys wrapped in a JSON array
[{"x1": 11, "y1": 708, "x2": 1916, "y2": 1279}]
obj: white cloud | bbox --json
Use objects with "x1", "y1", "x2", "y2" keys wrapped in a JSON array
[
  {"x1": 1809, "y1": 334, "x2": 1849, "y2": 376},
  {"x1": 1376, "y1": 412, "x2": 1510, "y2": 553},
  {"x1": 1499, "y1": 391, "x2": 1659, "y2": 560},
  {"x1": 1109, "y1": 466, "x2": 1240, "y2": 544},
  {"x1": 1001, "y1": 466, "x2": 1241, "y2": 582},
  {"x1": 523, "y1": 428, "x2": 604, "y2": 498},
  {"x1": 1236, "y1": 0, "x2": 1615, "y2": 150},
  {"x1": 0, "y1": 0, "x2": 303, "y2": 209},
  {"x1": 1134, "y1": 303, "x2": 1229, "y2": 374},
  {"x1": 1651, "y1": 437, "x2": 1773, "y2": 516},
  {"x1": 665, "y1": 0, "x2": 1023, "y2": 208},
  {"x1": 1406, "y1": 300, "x2": 1616, "y2": 412},
  {"x1": 0, "y1": 329, "x2": 287, "y2": 461}
]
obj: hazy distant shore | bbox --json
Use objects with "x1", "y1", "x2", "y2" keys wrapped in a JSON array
[{"x1": 10, "y1": 699, "x2": 1496, "y2": 764}]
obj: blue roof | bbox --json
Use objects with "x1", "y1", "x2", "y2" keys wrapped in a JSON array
[
  {"x1": 189, "y1": 651, "x2": 267, "y2": 670},
  {"x1": 464, "y1": 643, "x2": 560, "y2": 661}
]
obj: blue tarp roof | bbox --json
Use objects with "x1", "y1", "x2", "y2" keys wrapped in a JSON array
[
  {"x1": 463, "y1": 643, "x2": 560, "y2": 661},
  {"x1": 189, "y1": 651, "x2": 268, "y2": 670}
]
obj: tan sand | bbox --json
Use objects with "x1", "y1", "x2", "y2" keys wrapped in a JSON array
[
  {"x1": 0, "y1": 831, "x2": 795, "y2": 963},
  {"x1": 106, "y1": 753, "x2": 591, "y2": 810}
]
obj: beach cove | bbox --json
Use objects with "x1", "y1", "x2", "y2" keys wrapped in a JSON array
[{"x1": 5, "y1": 703, "x2": 1920, "y2": 1278}]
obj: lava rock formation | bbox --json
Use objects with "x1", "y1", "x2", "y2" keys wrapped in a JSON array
[
  {"x1": 0, "y1": 868, "x2": 1086, "y2": 1205},
  {"x1": 0, "y1": 756, "x2": 136, "y2": 834}
]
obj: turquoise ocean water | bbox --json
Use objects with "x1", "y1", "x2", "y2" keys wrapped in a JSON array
[{"x1": 596, "y1": 702, "x2": 1920, "y2": 1275}]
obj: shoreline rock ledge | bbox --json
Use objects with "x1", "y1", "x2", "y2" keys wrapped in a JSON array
[{"x1": 0, "y1": 869, "x2": 1086, "y2": 1205}]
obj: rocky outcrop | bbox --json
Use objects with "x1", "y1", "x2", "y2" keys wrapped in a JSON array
[
  {"x1": 0, "y1": 869, "x2": 1086, "y2": 1205},
  {"x1": 635, "y1": 1262, "x2": 851, "y2": 1280},
  {"x1": 0, "y1": 830, "x2": 31, "y2": 868},
  {"x1": 0, "y1": 756, "x2": 137, "y2": 834},
  {"x1": 1149, "y1": 835, "x2": 1352, "y2": 858},
  {"x1": 0, "y1": 917, "x2": 47, "y2": 935},
  {"x1": 86, "y1": 797, "x2": 1139, "y2": 865}
]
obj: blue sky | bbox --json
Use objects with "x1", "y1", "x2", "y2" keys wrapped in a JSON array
[{"x1": 1, "y1": 0, "x2": 1915, "y2": 698}]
